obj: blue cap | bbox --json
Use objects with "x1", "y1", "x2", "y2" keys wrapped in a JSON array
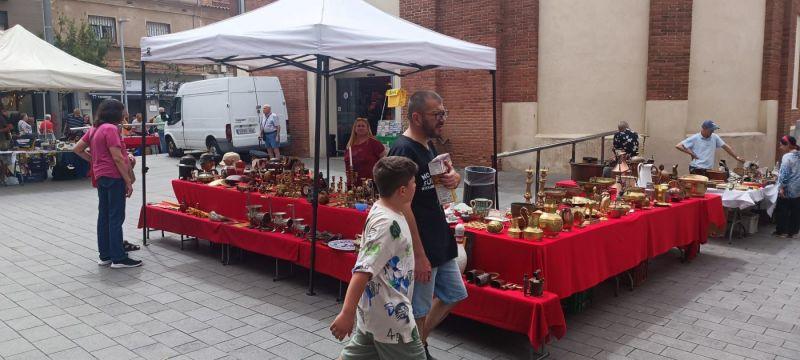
[{"x1": 701, "y1": 120, "x2": 720, "y2": 131}]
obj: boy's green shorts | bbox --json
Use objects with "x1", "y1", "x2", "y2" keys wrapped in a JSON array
[{"x1": 340, "y1": 328, "x2": 426, "y2": 360}]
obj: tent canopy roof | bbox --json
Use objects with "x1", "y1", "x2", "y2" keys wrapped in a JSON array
[
  {"x1": 140, "y1": 0, "x2": 496, "y2": 74},
  {"x1": 0, "y1": 25, "x2": 122, "y2": 91}
]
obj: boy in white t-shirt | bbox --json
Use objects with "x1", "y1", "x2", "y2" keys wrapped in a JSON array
[{"x1": 330, "y1": 156, "x2": 425, "y2": 360}]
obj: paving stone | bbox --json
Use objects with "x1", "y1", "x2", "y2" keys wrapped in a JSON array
[
  {"x1": 659, "y1": 347, "x2": 712, "y2": 360},
  {"x1": 186, "y1": 346, "x2": 228, "y2": 360},
  {"x1": 49, "y1": 346, "x2": 95, "y2": 360},
  {"x1": 115, "y1": 331, "x2": 157, "y2": 350},
  {"x1": 74, "y1": 332, "x2": 117, "y2": 352},
  {"x1": 267, "y1": 340, "x2": 315, "y2": 360},
  {"x1": 692, "y1": 345, "x2": 746, "y2": 360},
  {"x1": 191, "y1": 327, "x2": 233, "y2": 345},
  {"x1": 229, "y1": 345, "x2": 281, "y2": 360},
  {"x1": 156, "y1": 329, "x2": 196, "y2": 348},
  {"x1": 91, "y1": 344, "x2": 139, "y2": 360},
  {"x1": 6, "y1": 349, "x2": 50, "y2": 360},
  {"x1": 648, "y1": 333, "x2": 698, "y2": 352},
  {"x1": 133, "y1": 342, "x2": 180, "y2": 360},
  {"x1": 0, "y1": 338, "x2": 37, "y2": 358},
  {"x1": 32, "y1": 334, "x2": 76, "y2": 354}
]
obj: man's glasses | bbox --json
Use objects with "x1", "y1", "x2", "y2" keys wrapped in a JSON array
[{"x1": 425, "y1": 110, "x2": 449, "y2": 120}]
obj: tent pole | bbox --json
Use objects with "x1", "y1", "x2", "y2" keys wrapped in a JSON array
[
  {"x1": 141, "y1": 61, "x2": 149, "y2": 245},
  {"x1": 308, "y1": 55, "x2": 326, "y2": 296},
  {"x1": 490, "y1": 70, "x2": 499, "y2": 209},
  {"x1": 324, "y1": 65, "x2": 330, "y2": 182}
]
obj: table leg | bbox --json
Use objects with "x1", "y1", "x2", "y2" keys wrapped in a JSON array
[
  {"x1": 530, "y1": 344, "x2": 549, "y2": 360},
  {"x1": 273, "y1": 259, "x2": 294, "y2": 281},
  {"x1": 337, "y1": 281, "x2": 346, "y2": 302}
]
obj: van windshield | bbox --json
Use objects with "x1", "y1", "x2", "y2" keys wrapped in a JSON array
[{"x1": 168, "y1": 97, "x2": 182, "y2": 125}]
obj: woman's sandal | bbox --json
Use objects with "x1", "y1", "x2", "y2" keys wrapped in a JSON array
[{"x1": 123, "y1": 241, "x2": 141, "y2": 251}]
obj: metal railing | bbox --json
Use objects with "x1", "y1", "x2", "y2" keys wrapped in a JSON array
[{"x1": 496, "y1": 130, "x2": 617, "y2": 202}]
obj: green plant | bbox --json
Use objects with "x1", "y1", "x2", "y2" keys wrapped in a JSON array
[{"x1": 53, "y1": 16, "x2": 110, "y2": 67}]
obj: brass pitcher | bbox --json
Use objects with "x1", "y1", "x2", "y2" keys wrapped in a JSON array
[
  {"x1": 559, "y1": 207, "x2": 573, "y2": 232},
  {"x1": 522, "y1": 218, "x2": 544, "y2": 241},
  {"x1": 507, "y1": 217, "x2": 523, "y2": 239},
  {"x1": 538, "y1": 203, "x2": 563, "y2": 238}
]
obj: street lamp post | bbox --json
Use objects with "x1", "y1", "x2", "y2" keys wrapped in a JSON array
[{"x1": 119, "y1": 18, "x2": 129, "y2": 108}]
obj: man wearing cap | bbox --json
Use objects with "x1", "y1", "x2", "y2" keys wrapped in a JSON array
[{"x1": 675, "y1": 120, "x2": 744, "y2": 175}]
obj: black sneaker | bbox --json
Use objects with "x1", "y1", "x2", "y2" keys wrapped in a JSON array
[
  {"x1": 110, "y1": 258, "x2": 143, "y2": 268},
  {"x1": 424, "y1": 343, "x2": 435, "y2": 360}
]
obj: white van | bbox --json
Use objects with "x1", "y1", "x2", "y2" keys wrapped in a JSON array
[{"x1": 164, "y1": 77, "x2": 289, "y2": 156}]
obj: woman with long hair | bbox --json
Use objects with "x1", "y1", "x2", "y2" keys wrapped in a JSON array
[
  {"x1": 344, "y1": 117, "x2": 386, "y2": 181},
  {"x1": 73, "y1": 99, "x2": 142, "y2": 268},
  {"x1": 774, "y1": 135, "x2": 800, "y2": 238}
]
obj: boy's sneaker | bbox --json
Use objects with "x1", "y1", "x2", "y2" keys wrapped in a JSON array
[
  {"x1": 424, "y1": 343, "x2": 435, "y2": 360},
  {"x1": 111, "y1": 258, "x2": 143, "y2": 268},
  {"x1": 97, "y1": 259, "x2": 112, "y2": 266}
]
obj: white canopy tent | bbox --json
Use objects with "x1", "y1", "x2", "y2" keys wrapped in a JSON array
[
  {"x1": 0, "y1": 25, "x2": 121, "y2": 91},
  {"x1": 139, "y1": 0, "x2": 497, "y2": 294},
  {"x1": 139, "y1": 0, "x2": 495, "y2": 72}
]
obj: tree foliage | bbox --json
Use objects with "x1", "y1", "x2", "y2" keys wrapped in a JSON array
[{"x1": 53, "y1": 16, "x2": 110, "y2": 67}]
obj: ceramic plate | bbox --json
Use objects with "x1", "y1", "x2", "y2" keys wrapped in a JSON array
[
  {"x1": 483, "y1": 216, "x2": 509, "y2": 222},
  {"x1": 327, "y1": 239, "x2": 356, "y2": 251}
]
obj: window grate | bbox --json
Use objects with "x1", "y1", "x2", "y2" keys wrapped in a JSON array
[
  {"x1": 88, "y1": 15, "x2": 116, "y2": 43},
  {"x1": 146, "y1": 22, "x2": 170, "y2": 37}
]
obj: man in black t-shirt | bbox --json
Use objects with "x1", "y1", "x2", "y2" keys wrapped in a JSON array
[{"x1": 388, "y1": 90, "x2": 464, "y2": 358}]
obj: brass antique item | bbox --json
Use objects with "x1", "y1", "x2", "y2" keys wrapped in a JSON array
[
  {"x1": 623, "y1": 189, "x2": 647, "y2": 208},
  {"x1": 667, "y1": 180, "x2": 685, "y2": 202},
  {"x1": 536, "y1": 168, "x2": 548, "y2": 206},
  {"x1": 559, "y1": 207, "x2": 573, "y2": 232},
  {"x1": 511, "y1": 202, "x2": 537, "y2": 228},
  {"x1": 486, "y1": 220, "x2": 504, "y2": 234},
  {"x1": 507, "y1": 217, "x2": 523, "y2": 239},
  {"x1": 196, "y1": 171, "x2": 216, "y2": 184},
  {"x1": 246, "y1": 205, "x2": 262, "y2": 228},
  {"x1": 522, "y1": 219, "x2": 544, "y2": 241},
  {"x1": 524, "y1": 167, "x2": 534, "y2": 204},
  {"x1": 654, "y1": 183, "x2": 669, "y2": 203},
  {"x1": 573, "y1": 209, "x2": 585, "y2": 228},
  {"x1": 538, "y1": 203, "x2": 563, "y2": 238},
  {"x1": 678, "y1": 174, "x2": 709, "y2": 197}
]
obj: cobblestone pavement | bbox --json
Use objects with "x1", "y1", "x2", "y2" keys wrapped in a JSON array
[{"x1": 0, "y1": 154, "x2": 798, "y2": 359}]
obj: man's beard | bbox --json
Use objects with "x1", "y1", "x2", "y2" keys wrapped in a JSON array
[{"x1": 422, "y1": 122, "x2": 441, "y2": 139}]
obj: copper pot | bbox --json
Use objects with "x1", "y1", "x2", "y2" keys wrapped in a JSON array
[{"x1": 570, "y1": 162, "x2": 605, "y2": 182}]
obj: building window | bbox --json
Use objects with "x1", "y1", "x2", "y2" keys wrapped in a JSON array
[
  {"x1": 147, "y1": 22, "x2": 171, "y2": 37},
  {"x1": 88, "y1": 15, "x2": 116, "y2": 43},
  {"x1": 0, "y1": 11, "x2": 8, "y2": 30}
]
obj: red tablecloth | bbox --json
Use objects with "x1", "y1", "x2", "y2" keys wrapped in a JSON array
[
  {"x1": 555, "y1": 179, "x2": 579, "y2": 188},
  {"x1": 172, "y1": 180, "x2": 366, "y2": 239},
  {"x1": 138, "y1": 203, "x2": 566, "y2": 348},
  {"x1": 123, "y1": 136, "x2": 160, "y2": 150},
  {"x1": 466, "y1": 195, "x2": 725, "y2": 298},
  {"x1": 167, "y1": 180, "x2": 725, "y2": 298},
  {"x1": 452, "y1": 284, "x2": 565, "y2": 348}
]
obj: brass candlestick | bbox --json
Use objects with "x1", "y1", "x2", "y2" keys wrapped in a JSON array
[
  {"x1": 524, "y1": 167, "x2": 534, "y2": 204},
  {"x1": 537, "y1": 168, "x2": 548, "y2": 206}
]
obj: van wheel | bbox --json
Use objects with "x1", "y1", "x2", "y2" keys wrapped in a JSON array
[
  {"x1": 166, "y1": 137, "x2": 182, "y2": 157},
  {"x1": 206, "y1": 137, "x2": 223, "y2": 156}
]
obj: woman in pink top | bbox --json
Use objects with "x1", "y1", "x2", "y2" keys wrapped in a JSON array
[{"x1": 73, "y1": 99, "x2": 142, "y2": 268}]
